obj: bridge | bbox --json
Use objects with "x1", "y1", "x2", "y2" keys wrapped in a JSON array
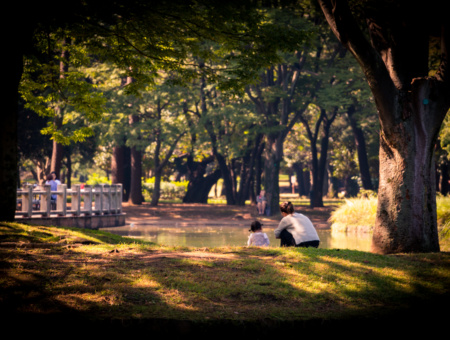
[{"x1": 15, "y1": 183, "x2": 126, "y2": 229}]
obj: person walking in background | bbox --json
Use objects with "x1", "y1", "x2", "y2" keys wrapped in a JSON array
[
  {"x1": 51, "y1": 171, "x2": 61, "y2": 185},
  {"x1": 256, "y1": 190, "x2": 267, "y2": 215},
  {"x1": 274, "y1": 201, "x2": 320, "y2": 248},
  {"x1": 247, "y1": 220, "x2": 270, "y2": 247},
  {"x1": 46, "y1": 174, "x2": 58, "y2": 209}
]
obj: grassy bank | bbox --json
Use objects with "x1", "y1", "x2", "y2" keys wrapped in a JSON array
[
  {"x1": 1, "y1": 221, "x2": 449, "y2": 336},
  {"x1": 330, "y1": 196, "x2": 450, "y2": 249}
]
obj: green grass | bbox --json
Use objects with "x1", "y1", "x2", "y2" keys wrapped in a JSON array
[
  {"x1": 329, "y1": 196, "x2": 450, "y2": 251},
  {"x1": 437, "y1": 195, "x2": 450, "y2": 225},
  {"x1": 330, "y1": 196, "x2": 450, "y2": 230},
  {"x1": 1, "y1": 221, "x2": 449, "y2": 332}
]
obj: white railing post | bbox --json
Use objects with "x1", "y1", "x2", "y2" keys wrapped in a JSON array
[
  {"x1": 16, "y1": 182, "x2": 124, "y2": 219},
  {"x1": 93, "y1": 184, "x2": 102, "y2": 215},
  {"x1": 56, "y1": 184, "x2": 67, "y2": 216},
  {"x1": 118, "y1": 183, "x2": 123, "y2": 214},
  {"x1": 71, "y1": 185, "x2": 81, "y2": 216},
  {"x1": 41, "y1": 184, "x2": 51, "y2": 216},
  {"x1": 111, "y1": 184, "x2": 120, "y2": 214},
  {"x1": 20, "y1": 185, "x2": 33, "y2": 217},
  {"x1": 102, "y1": 184, "x2": 111, "y2": 214},
  {"x1": 82, "y1": 185, "x2": 92, "y2": 215}
]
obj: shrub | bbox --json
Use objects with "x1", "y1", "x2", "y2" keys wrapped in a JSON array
[
  {"x1": 329, "y1": 197, "x2": 377, "y2": 233},
  {"x1": 86, "y1": 173, "x2": 111, "y2": 186},
  {"x1": 142, "y1": 178, "x2": 188, "y2": 200},
  {"x1": 330, "y1": 194, "x2": 450, "y2": 233},
  {"x1": 437, "y1": 195, "x2": 450, "y2": 226}
]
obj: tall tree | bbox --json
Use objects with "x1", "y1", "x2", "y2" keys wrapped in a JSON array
[
  {"x1": 298, "y1": 106, "x2": 339, "y2": 207},
  {"x1": 346, "y1": 104, "x2": 374, "y2": 191},
  {"x1": 318, "y1": 0, "x2": 450, "y2": 253},
  {"x1": 7, "y1": 0, "x2": 275, "y2": 220},
  {"x1": 139, "y1": 84, "x2": 187, "y2": 206},
  {"x1": 246, "y1": 53, "x2": 310, "y2": 214}
]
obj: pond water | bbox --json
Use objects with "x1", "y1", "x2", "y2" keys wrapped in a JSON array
[{"x1": 101, "y1": 223, "x2": 374, "y2": 251}]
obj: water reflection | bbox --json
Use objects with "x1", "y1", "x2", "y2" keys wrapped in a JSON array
[{"x1": 102, "y1": 223, "x2": 373, "y2": 251}]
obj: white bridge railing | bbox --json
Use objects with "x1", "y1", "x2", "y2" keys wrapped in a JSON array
[{"x1": 16, "y1": 184, "x2": 123, "y2": 218}]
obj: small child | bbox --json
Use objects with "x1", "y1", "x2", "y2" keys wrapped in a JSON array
[{"x1": 247, "y1": 220, "x2": 270, "y2": 247}]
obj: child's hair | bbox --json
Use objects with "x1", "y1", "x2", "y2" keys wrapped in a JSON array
[
  {"x1": 249, "y1": 220, "x2": 263, "y2": 232},
  {"x1": 280, "y1": 201, "x2": 295, "y2": 214}
]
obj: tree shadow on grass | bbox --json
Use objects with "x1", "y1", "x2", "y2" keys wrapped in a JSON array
[{"x1": 1, "y1": 230, "x2": 449, "y2": 338}]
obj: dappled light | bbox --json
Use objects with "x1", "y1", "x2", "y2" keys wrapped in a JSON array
[{"x1": 1, "y1": 219, "x2": 449, "y2": 340}]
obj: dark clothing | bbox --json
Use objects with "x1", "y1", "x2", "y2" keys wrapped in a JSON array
[
  {"x1": 279, "y1": 229, "x2": 296, "y2": 247},
  {"x1": 297, "y1": 240, "x2": 320, "y2": 248},
  {"x1": 279, "y1": 229, "x2": 320, "y2": 248}
]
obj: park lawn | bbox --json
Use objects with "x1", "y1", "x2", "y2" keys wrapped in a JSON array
[{"x1": 1, "y1": 221, "x2": 449, "y2": 335}]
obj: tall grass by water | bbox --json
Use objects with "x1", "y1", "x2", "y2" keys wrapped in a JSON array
[{"x1": 329, "y1": 195, "x2": 450, "y2": 250}]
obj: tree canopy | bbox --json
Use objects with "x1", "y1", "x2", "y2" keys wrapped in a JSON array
[{"x1": 6, "y1": 0, "x2": 450, "y2": 255}]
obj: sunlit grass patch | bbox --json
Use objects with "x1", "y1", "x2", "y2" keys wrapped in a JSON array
[
  {"x1": 1, "y1": 222, "x2": 449, "y2": 323},
  {"x1": 329, "y1": 197, "x2": 377, "y2": 233},
  {"x1": 330, "y1": 196, "x2": 450, "y2": 238}
]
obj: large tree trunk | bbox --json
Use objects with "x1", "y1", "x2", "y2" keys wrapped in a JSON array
[
  {"x1": 438, "y1": 157, "x2": 449, "y2": 195},
  {"x1": 309, "y1": 134, "x2": 321, "y2": 207},
  {"x1": 318, "y1": 0, "x2": 449, "y2": 253},
  {"x1": 301, "y1": 108, "x2": 337, "y2": 208},
  {"x1": 112, "y1": 144, "x2": 131, "y2": 201},
  {"x1": 374, "y1": 102, "x2": 440, "y2": 252},
  {"x1": 111, "y1": 145, "x2": 124, "y2": 185},
  {"x1": 50, "y1": 131, "x2": 64, "y2": 180},
  {"x1": 183, "y1": 156, "x2": 221, "y2": 203},
  {"x1": 264, "y1": 135, "x2": 283, "y2": 216},
  {"x1": 151, "y1": 171, "x2": 162, "y2": 206},
  {"x1": 198, "y1": 68, "x2": 236, "y2": 205},
  {"x1": 50, "y1": 43, "x2": 70, "y2": 181},
  {"x1": 216, "y1": 154, "x2": 236, "y2": 205},
  {"x1": 128, "y1": 114, "x2": 143, "y2": 205},
  {"x1": 129, "y1": 145, "x2": 142, "y2": 205},
  {"x1": 2, "y1": 21, "x2": 30, "y2": 220},
  {"x1": 236, "y1": 134, "x2": 263, "y2": 206},
  {"x1": 292, "y1": 162, "x2": 310, "y2": 197},
  {"x1": 1, "y1": 60, "x2": 20, "y2": 220}
]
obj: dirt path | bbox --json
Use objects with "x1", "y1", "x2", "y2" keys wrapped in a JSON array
[{"x1": 121, "y1": 202, "x2": 334, "y2": 230}]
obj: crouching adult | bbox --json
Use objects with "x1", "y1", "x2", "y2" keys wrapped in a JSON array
[{"x1": 274, "y1": 201, "x2": 320, "y2": 248}]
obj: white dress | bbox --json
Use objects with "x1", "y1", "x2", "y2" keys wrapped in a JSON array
[{"x1": 247, "y1": 232, "x2": 270, "y2": 247}]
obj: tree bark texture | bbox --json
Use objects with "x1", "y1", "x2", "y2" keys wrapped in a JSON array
[
  {"x1": 112, "y1": 144, "x2": 131, "y2": 201},
  {"x1": 292, "y1": 162, "x2": 310, "y2": 197},
  {"x1": 299, "y1": 108, "x2": 337, "y2": 208},
  {"x1": 1, "y1": 17, "x2": 29, "y2": 220},
  {"x1": 1, "y1": 63, "x2": 20, "y2": 221},
  {"x1": 129, "y1": 145, "x2": 142, "y2": 205},
  {"x1": 129, "y1": 114, "x2": 143, "y2": 205},
  {"x1": 264, "y1": 135, "x2": 283, "y2": 215},
  {"x1": 236, "y1": 134, "x2": 264, "y2": 206},
  {"x1": 319, "y1": 0, "x2": 450, "y2": 253},
  {"x1": 111, "y1": 146, "x2": 125, "y2": 185},
  {"x1": 198, "y1": 71, "x2": 236, "y2": 205},
  {"x1": 183, "y1": 156, "x2": 221, "y2": 203},
  {"x1": 438, "y1": 158, "x2": 449, "y2": 195}
]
